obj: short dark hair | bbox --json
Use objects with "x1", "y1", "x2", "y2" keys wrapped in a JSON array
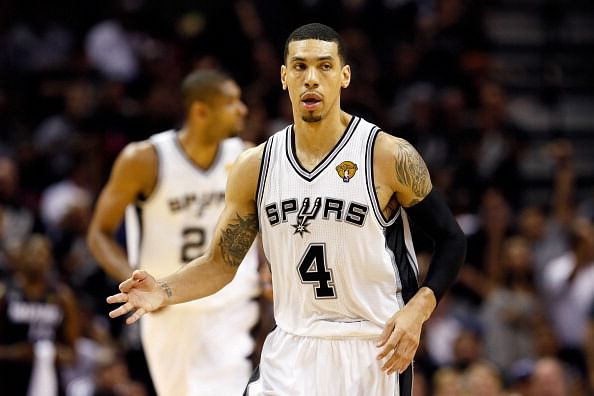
[
  {"x1": 284, "y1": 23, "x2": 346, "y2": 65},
  {"x1": 181, "y1": 69, "x2": 231, "y2": 112}
]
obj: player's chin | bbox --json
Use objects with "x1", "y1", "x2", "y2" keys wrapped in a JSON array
[{"x1": 302, "y1": 113, "x2": 322, "y2": 123}]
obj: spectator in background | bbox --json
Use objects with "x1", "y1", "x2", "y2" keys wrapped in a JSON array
[
  {"x1": 33, "y1": 79, "x2": 97, "y2": 180},
  {"x1": 518, "y1": 140, "x2": 574, "y2": 289},
  {"x1": 530, "y1": 357, "x2": 571, "y2": 396},
  {"x1": 452, "y1": 324, "x2": 484, "y2": 371},
  {"x1": 454, "y1": 188, "x2": 513, "y2": 313},
  {"x1": 89, "y1": 353, "x2": 147, "y2": 396},
  {"x1": 2, "y1": 2, "x2": 73, "y2": 72},
  {"x1": 507, "y1": 358, "x2": 534, "y2": 396},
  {"x1": 0, "y1": 234, "x2": 80, "y2": 395},
  {"x1": 84, "y1": 2, "x2": 142, "y2": 83},
  {"x1": 40, "y1": 154, "x2": 93, "y2": 240},
  {"x1": 480, "y1": 236, "x2": 543, "y2": 374},
  {"x1": 462, "y1": 360, "x2": 506, "y2": 396},
  {"x1": 432, "y1": 367, "x2": 463, "y2": 396},
  {"x1": 423, "y1": 293, "x2": 465, "y2": 369},
  {"x1": 0, "y1": 155, "x2": 42, "y2": 264},
  {"x1": 542, "y1": 217, "x2": 594, "y2": 379}
]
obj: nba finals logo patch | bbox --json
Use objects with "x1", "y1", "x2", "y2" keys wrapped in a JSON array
[{"x1": 336, "y1": 161, "x2": 358, "y2": 182}]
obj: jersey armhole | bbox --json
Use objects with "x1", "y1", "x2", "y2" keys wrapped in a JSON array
[
  {"x1": 255, "y1": 137, "x2": 274, "y2": 224},
  {"x1": 365, "y1": 129, "x2": 400, "y2": 228},
  {"x1": 136, "y1": 140, "x2": 163, "y2": 207}
]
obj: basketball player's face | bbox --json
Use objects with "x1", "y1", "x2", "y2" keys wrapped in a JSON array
[
  {"x1": 281, "y1": 40, "x2": 351, "y2": 123},
  {"x1": 209, "y1": 80, "x2": 248, "y2": 138}
]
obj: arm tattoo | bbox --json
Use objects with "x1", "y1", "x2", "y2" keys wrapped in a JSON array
[
  {"x1": 219, "y1": 213, "x2": 258, "y2": 268},
  {"x1": 394, "y1": 138, "x2": 431, "y2": 202},
  {"x1": 158, "y1": 281, "x2": 173, "y2": 298}
]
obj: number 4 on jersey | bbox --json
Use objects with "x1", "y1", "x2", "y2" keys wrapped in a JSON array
[{"x1": 297, "y1": 243, "x2": 337, "y2": 299}]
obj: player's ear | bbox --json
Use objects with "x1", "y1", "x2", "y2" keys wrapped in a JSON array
[
  {"x1": 189, "y1": 101, "x2": 208, "y2": 119},
  {"x1": 280, "y1": 65, "x2": 287, "y2": 90},
  {"x1": 341, "y1": 65, "x2": 351, "y2": 89}
]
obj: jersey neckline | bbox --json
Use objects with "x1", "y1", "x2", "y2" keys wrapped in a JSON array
[
  {"x1": 172, "y1": 132, "x2": 224, "y2": 174},
  {"x1": 286, "y1": 116, "x2": 360, "y2": 182}
]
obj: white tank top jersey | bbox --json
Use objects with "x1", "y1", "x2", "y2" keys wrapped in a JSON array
[
  {"x1": 257, "y1": 116, "x2": 420, "y2": 338},
  {"x1": 125, "y1": 130, "x2": 259, "y2": 310}
]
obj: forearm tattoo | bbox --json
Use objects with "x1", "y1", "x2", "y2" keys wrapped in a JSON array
[
  {"x1": 394, "y1": 138, "x2": 431, "y2": 205},
  {"x1": 158, "y1": 281, "x2": 173, "y2": 298},
  {"x1": 219, "y1": 213, "x2": 258, "y2": 268}
]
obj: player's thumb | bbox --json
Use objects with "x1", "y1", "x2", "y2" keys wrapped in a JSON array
[{"x1": 132, "y1": 270, "x2": 147, "y2": 281}]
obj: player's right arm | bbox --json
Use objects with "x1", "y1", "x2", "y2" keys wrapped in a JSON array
[
  {"x1": 107, "y1": 144, "x2": 264, "y2": 324},
  {"x1": 87, "y1": 142, "x2": 157, "y2": 282}
]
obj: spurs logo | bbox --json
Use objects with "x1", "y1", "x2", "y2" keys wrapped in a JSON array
[
  {"x1": 336, "y1": 161, "x2": 358, "y2": 182},
  {"x1": 292, "y1": 197, "x2": 322, "y2": 237}
]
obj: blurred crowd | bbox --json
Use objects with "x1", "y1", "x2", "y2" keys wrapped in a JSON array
[{"x1": 1, "y1": 0, "x2": 593, "y2": 395}]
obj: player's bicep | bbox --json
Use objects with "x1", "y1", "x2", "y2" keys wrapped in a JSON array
[
  {"x1": 392, "y1": 137, "x2": 432, "y2": 207},
  {"x1": 209, "y1": 145, "x2": 261, "y2": 270}
]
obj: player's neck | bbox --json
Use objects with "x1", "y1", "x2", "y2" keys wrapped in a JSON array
[
  {"x1": 177, "y1": 126, "x2": 221, "y2": 169},
  {"x1": 293, "y1": 110, "x2": 352, "y2": 155},
  {"x1": 292, "y1": 110, "x2": 352, "y2": 171}
]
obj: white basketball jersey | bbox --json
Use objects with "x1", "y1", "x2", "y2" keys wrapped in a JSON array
[
  {"x1": 125, "y1": 130, "x2": 259, "y2": 310},
  {"x1": 257, "y1": 116, "x2": 420, "y2": 338}
]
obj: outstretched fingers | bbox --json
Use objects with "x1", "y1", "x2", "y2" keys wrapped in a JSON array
[
  {"x1": 108, "y1": 301, "x2": 134, "y2": 319},
  {"x1": 106, "y1": 292, "x2": 128, "y2": 305},
  {"x1": 126, "y1": 308, "x2": 146, "y2": 325},
  {"x1": 106, "y1": 270, "x2": 157, "y2": 324}
]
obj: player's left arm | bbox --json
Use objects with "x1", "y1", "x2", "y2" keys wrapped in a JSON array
[{"x1": 375, "y1": 132, "x2": 466, "y2": 374}]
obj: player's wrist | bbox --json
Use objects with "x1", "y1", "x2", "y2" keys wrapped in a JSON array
[
  {"x1": 157, "y1": 280, "x2": 173, "y2": 306},
  {"x1": 407, "y1": 287, "x2": 436, "y2": 322}
]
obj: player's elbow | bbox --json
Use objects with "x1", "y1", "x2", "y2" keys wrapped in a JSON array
[
  {"x1": 86, "y1": 224, "x2": 108, "y2": 258},
  {"x1": 86, "y1": 226, "x2": 99, "y2": 256}
]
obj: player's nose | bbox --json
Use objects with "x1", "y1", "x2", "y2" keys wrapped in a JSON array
[{"x1": 304, "y1": 68, "x2": 319, "y2": 88}]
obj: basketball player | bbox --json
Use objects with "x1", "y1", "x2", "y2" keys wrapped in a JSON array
[
  {"x1": 106, "y1": 24, "x2": 466, "y2": 396},
  {"x1": 87, "y1": 69, "x2": 260, "y2": 396}
]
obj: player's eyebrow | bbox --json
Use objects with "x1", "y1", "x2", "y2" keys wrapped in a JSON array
[{"x1": 289, "y1": 55, "x2": 335, "y2": 63}]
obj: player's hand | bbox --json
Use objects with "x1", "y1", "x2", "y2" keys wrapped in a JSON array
[
  {"x1": 106, "y1": 270, "x2": 166, "y2": 325},
  {"x1": 376, "y1": 304, "x2": 423, "y2": 375}
]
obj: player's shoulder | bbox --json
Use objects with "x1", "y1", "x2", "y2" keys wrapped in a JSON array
[
  {"x1": 108, "y1": 139, "x2": 159, "y2": 190},
  {"x1": 225, "y1": 143, "x2": 266, "y2": 198},
  {"x1": 117, "y1": 139, "x2": 158, "y2": 168},
  {"x1": 373, "y1": 131, "x2": 422, "y2": 162},
  {"x1": 233, "y1": 142, "x2": 266, "y2": 171},
  {"x1": 374, "y1": 131, "x2": 413, "y2": 152}
]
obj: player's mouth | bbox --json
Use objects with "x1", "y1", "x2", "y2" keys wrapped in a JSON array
[{"x1": 301, "y1": 93, "x2": 322, "y2": 111}]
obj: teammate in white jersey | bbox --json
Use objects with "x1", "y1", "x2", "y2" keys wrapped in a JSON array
[
  {"x1": 88, "y1": 69, "x2": 260, "y2": 396},
  {"x1": 106, "y1": 24, "x2": 467, "y2": 396}
]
